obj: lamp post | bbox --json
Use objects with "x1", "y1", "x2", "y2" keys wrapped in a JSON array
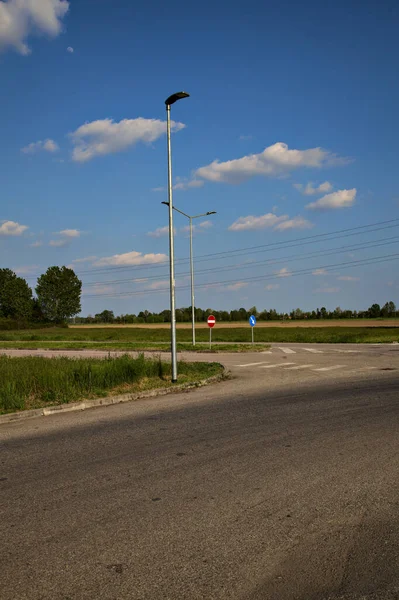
[
  {"x1": 162, "y1": 203, "x2": 216, "y2": 345},
  {"x1": 165, "y1": 91, "x2": 189, "y2": 382}
]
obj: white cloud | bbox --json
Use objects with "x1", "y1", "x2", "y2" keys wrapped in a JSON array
[
  {"x1": 294, "y1": 181, "x2": 333, "y2": 196},
  {"x1": 21, "y1": 139, "x2": 59, "y2": 154},
  {"x1": 71, "y1": 255, "x2": 97, "y2": 264},
  {"x1": 151, "y1": 177, "x2": 204, "y2": 192},
  {"x1": 173, "y1": 177, "x2": 204, "y2": 191},
  {"x1": 229, "y1": 213, "x2": 287, "y2": 231},
  {"x1": 274, "y1": 216, "x2": 314, "y2": 231},
  {"x1": 30, "y1": 240, "x2": 43, "y2": 247},
  {"x1": 306, "y1": 189, "x2": 357, "y2": 210},
  {"x1": 49, "y1": 228, "x2": 81, "y2": 247},
  {"x1": 0, "y1": 0, "x2": 69, "y2": 55},
  {"x1": 147, "y1": 226, "x2": 171, "y2": 238},
  {"x1": 276, "y1": 267, "x2": 292, "y2": 278},
  {"x1": 265, "y1": 283, "x2": 280, "y2": 291},
  {"x1": 66, "y1": 45, "x2": 73, "y2": 53},
  {"x1": 49, "y1": 239, "x2": 68, "y2": 247},
  {"x1": 93, "y1": 251, "x2": 168, "y2": 267},
  {"x1": 199, "y1": 220, "x2": 213, "y2": 229},
  {"x1": 70, "y1": 117, "x2": 185, "y2": 162},
  {"x1": 312, "y1": 268, "x2": 328, "y2": 276},
  {"x1": 337, "y1": 275, "x2": 360, "y2": 281},
  {"x1": 14, "y1": 264, "x2": 38, "y2": 275},
  {"x1": 180, "y1": 220, "x2": 214, "y2": 235},
  {"x1": 0, "y1": 220, "x2": 28, "y2": 236},
  {"x1": 314, "y1": 286, "x2": 340, "y2": 293},
  {"x1": 225, "y1": 282, "x2": 248, "y2": 291},
  {"x1": 58, "y1": 228, "x2": 81, "y2": 238},
  {"x1": 228, "y1": 212, "x2": 313, "y2": 232},
  {"x1": 195, "y1": 142, "x2": 349, "y2": 184},
  {"x1": 147, "y1": 280, "x2": 169, "y2": 290},
  {"x1": 87, "y1": 284, "x2": 116, "y2": 296}
]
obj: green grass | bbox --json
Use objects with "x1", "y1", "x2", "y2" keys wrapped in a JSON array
[
  {"x1": 0, "y1": 326, "x2": 398, "y2": 344},
  {"x1": 0, "y1": 354, "x2": 224, "y2": 414},
  {"x1": 0, "y1": 341, "x2": 270, "y2": 352}
]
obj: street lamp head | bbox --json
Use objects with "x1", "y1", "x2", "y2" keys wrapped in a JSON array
[
  {"x1": 206, "y1": 211, "x2": 217, "y2": 215},
  {"x1": 165, "y1": 91, "x2": 190, "y2": 106},
  {"x1": 161, "y1": 201, "x2": 170, "y2": 206}
]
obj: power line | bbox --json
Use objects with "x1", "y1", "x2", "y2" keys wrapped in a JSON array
[
  {"x1": 77, "y1": 219, "x2": 399, "y2": 282},
  {"x1": 82, "y1": 252, "x2": 399, "y2": 299},
  {"x1": 81, "y1": 234, "x2": 399, "y2": 287},
  {"x1": 20, "y1": 217, "x2": 399, "y2": 281},
  {"x1": 54, "y1": 216, "x2": 399, "y2": 278}
]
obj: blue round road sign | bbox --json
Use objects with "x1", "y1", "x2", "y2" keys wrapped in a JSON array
[{"x1": 249, "y1": 315, "x2": 256, "y2": 327}]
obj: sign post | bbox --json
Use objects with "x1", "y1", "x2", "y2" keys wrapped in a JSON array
[
  {"x1": 249, "y1": 314, "x2": 256, "y2": 345},
  {"x1": 207, "y1": 315, "x2": 216, "y2": 350}
]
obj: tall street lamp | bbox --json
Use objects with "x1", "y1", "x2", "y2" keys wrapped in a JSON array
[
  {"x1": 162, "y1": 203, "x2": 216, "y2": 346},
  {"x1": 165, "y1": 91, "x2": 189, "y2": 382}
]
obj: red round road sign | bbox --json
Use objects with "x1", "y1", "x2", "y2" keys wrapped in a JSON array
[{"x1": 207, "y1": 315, "x2": 216, "y2": 328}]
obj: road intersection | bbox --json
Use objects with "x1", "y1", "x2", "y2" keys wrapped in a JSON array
[
  {"x1": 2, "y1": 343, "x2": 398, "y2": 386},
  {"x1": 1, "y1": 343, "x2": 398, "y2": 599}
]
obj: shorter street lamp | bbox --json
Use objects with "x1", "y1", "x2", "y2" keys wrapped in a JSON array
[{"x1": 162, "y1": 202, "x2": 216, "y2": 345}]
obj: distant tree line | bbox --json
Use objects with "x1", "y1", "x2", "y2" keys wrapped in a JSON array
[
  {"x1": 0, "y1": 267, "x2": 82, "y2": 328},
  {"x1": 1, "y1": 264, "x2": 396, "y2": 328},
  {"x1": 78, "y1": 301, "x2": 398, "y2": 325}
]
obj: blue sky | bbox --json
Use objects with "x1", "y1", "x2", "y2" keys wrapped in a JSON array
[{"x1": 1, "y1": 0, "x2": 398, "y2": 316}]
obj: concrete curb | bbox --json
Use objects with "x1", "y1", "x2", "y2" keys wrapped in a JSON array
[{"x1": 0, "y1": 369, "x2": 229, "y2": 425}]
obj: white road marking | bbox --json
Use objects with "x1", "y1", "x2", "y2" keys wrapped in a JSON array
[
  {"x1": 333, "y1": 349, "x2": 361, "y2": 353},
  {"x1": 261, "y1": 351, "x2": 273, "y2": 354},
  {"x1": 303, "y1": 348, "x2": 324, "y2": 353},
  {"x1": 278, "y1": 347, "x2": 296, "y2": 354},
  {"x1": 259, "y1": 362, "x2": 296, "y2": 369},
  {"x1": 237, "y1": 362, "x2": 269, "y2": 367},
  {"x1": 312, "y1": 365, "x2": 344, "y2": 372},
  {"x1": 344, "y1": 366, "x2": 379, "y2": 376},
  {"x1": 285, "y1": 364, "x2": 315, "y2": 370}
]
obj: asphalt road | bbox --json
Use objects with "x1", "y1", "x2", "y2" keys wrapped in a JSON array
[{"x1": 1, "y1": 356, "x2": 399, "y2": 600}]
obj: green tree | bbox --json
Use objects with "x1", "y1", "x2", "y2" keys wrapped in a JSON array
[
  {"x1": 333, "y1": 306, "x2": 342, "y2": 318},
  {"x1": 0, "y1": 268, "x2": 17, "y2": 317},
  {"x1": 368, "y1": 303, "x2": 381, "y2": 318},
  {"x1": 238, "y1": 307, "x2": 247, "y2": 321},
  {"x1": 36, "y1": 266, "x2": 82, "y2": 323},
  {"x1": 160, "y1": 309, "x2": 171, "y2": 323},
  {"x1": 95, "y1": 310, "x2": 115, "y2": 323},
  {"x1": 31, "y1": 298, "x2": 46, "y2": 323},
  {"x1": 0, "y1": 268, "x2": 33, "y2": 320},
  {"x1": 381, "y1": 301, "x2": 396, "y2": 317}
]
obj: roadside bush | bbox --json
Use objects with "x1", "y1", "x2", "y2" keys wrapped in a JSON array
[{"x1": 0, "y1": 319, "x2": 64, "y2": 331}]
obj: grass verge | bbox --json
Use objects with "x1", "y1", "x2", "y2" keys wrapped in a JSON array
[
  {"x1": 0, "y1": 354, "x2": 224, "y2": 414},
  {"x1": 0, "y1": 341, "x2": 270, "y2": 352},
  {"x1": 0, "y1": 325, "x2": 398, "y2": 344}
]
